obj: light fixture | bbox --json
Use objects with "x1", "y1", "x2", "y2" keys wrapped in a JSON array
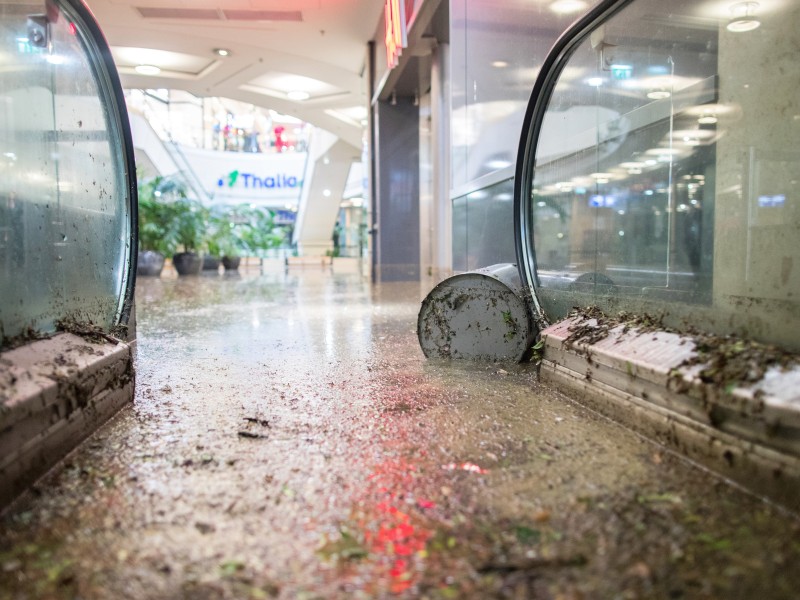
[
  {"x1": 549, "y1": 0, "x2": 588, "y2": 15},
  {"x1": 287, "y1": 90, "x2": 310, "y2": 101},
  {"x1": 487, "y1": 159, "x2": 512, "y2": 170},
  {"x1": 492, "y1": 60, "x2": 509, "y2": 68},
  {"x1": 647, "y1": 89, "x2": 671, "y2": 100},
  {"x1": 698, "y1": 114, "x2": 718, "y2": 125},
  {"x1": 727, "y1": 2, "x2": 761, "y2": 32},
  {"x1": 213, "y1": 48, "x2": 230, "y2": 57},
  {"x1": 586, "y1": 77, "x2": 604, "y2": 87},
  {"x1": 135, "y1": 64, "x2": 161, "y2": 75}
]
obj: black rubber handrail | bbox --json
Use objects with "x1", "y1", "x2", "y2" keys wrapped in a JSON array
[{"x1": 512, "y1": 0, "x2": 633, "y2": 326}]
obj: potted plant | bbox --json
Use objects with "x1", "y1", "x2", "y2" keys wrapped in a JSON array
[
  {"x1": 137, "y1": 175, "x2": 182, "y2": 276},
  {"x1": 218, "y1": 205, "x2": 253, "y2": 271},
  {"x1": 205, "y1": 206, "x2": 237, "y2": 271},
  {"x1": 203, "y1": 232, "x2": 222, "y2": 271},
  {"x1": 170, "y1": 197, "x2": 208, "y2": 276},
  {"x1": 238, "y1": 206, "x2": 287, "y2": 266},
  {"x1": 202, "y1": 236, "x2": 222, "y2": 272}
]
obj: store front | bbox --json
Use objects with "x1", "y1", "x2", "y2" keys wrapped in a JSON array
[{"x1": 369, "y1": 0, "x2": 449, "y2": 282}]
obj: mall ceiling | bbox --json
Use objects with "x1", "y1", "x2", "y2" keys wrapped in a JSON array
[{"x1": 84, "y1": 0, "x2": 385, "y2": 149}]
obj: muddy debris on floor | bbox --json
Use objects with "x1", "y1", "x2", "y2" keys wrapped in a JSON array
[{"x1": 1, "y1": 272, "x2": 799, "y2": 599}]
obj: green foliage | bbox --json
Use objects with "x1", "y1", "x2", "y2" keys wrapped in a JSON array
[
  {"x1": 138, "y1": 174, "x2": 208, "y2": 254},
  {"x1": 530, "y1": 339, "x2": 545, "y2": 364},
  {"x1": 235, "y1": 206, "x2": 287, "y2": 257},
  {"x1": 137, "y1": 175, "x2": 182, "y2": 254},
  {"x1": 138, "y1": 172, "x2": 287, "y2": 258},
  {"x1": 206, "y1": 205, "x2": 288, "y2": 258},
  {"x1": 207, "y1": 206, "x2": 248, "y2": 258},
  {"x1": 171, "y1": 197, "x2": 209, "y2": 253}
]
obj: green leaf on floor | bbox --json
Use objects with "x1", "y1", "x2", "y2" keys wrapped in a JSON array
[
  {"x1": 220, "y1": 559, "x2": 246, "y2": 577},
  {"x1": 317, "y1": 529, "x2": 368, "y2": 561},
  {"x1": 515, "y1": 525, "x2": 541, "y2": 545},
  {"x1": 637, "y1": 493, "x2": 682, "y2": 505},
  {"x1": 696, "y1": 533, "x2": 733, "y2": 551}
]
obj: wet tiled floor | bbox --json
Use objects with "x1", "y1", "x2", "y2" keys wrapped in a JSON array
[{"x1": 1, "y1": 265, "x2": 799, "y2": 599}]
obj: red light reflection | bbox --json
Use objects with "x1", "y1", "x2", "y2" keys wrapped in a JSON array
[{"x1": 350, "y1": 457, "x2": 435, "y2": 594}]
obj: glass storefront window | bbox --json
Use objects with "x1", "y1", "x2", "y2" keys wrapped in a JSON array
[
  {"x1": 450, "y1": 0, "x2": 603, "y2": 190},
  {"x1": 453, "y1": 178, "x2": 516, "y2": 272},
  {"x1": 520, "y1": 0, "x2": 800, "y2": 349},
  {"x1": 0, "y1": 0, "x2": 134, "y2": 345}
]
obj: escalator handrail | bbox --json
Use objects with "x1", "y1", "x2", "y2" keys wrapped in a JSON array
[{"x1": 512, "y1": 0, "x2": 633, "y2": 326}]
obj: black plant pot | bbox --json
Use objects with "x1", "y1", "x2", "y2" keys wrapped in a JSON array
[
  {"x1": 173, "y1": 252, "x2": 202, "y2": 276},
  {"x1": 221, "y1": 256, "x2": 241, "y2": 271},
  {"x1": 137, "y1": 250, "x2": 165, "y2": 277},
  {"x1": 203, "y1": 255, "x2": 221, "y2": 271}
]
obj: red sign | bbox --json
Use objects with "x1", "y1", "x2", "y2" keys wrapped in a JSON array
[{"x1": 384, "y1": 0, "x2": 407, "y2": 69}]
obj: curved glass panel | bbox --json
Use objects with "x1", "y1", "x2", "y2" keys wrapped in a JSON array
[
  {"x1": 0, "y1": 1, "x2": 133, "y2": 345},
  {"x1": 522, "y1": 0, "x2": 800, "y2": 350},
  {"x1": 451, "y1": 0, "x2": 603, "y2": 189}
]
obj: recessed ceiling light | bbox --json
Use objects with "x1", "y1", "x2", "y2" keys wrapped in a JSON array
[
  {"x1": 214, "y1": 48, "x2": 231, "y2": 57},
  {"x1": 698, "y1": 115, "x2": 718, "y2": 125},
  {"x1": 287, "y1": 90, "x2": 310, "y2": 101},
  {"x1": 135, "y1": 64, "x2": 161, "y2": 75},
  {"x1": 727, "y1": 2, "x2": 761, "y2": 32},
  {"x1": 492, "y1": 60, "x2": 509, "y2": 68},
  {"x1": 586, "y1": 77, "x2": 604, "y2": 87}
]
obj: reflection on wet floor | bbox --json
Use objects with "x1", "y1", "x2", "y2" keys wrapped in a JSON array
[{"x1": 1, "y1": 265, "x2": 799, "y2": 599}]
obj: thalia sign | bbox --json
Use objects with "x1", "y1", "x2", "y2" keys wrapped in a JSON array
[
  {"x1": 178, "y1": 145, "x2": 307, "y2": 205},
  {"x1": 217, "y1": 170, "x2": 300, "y2": 190}
]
